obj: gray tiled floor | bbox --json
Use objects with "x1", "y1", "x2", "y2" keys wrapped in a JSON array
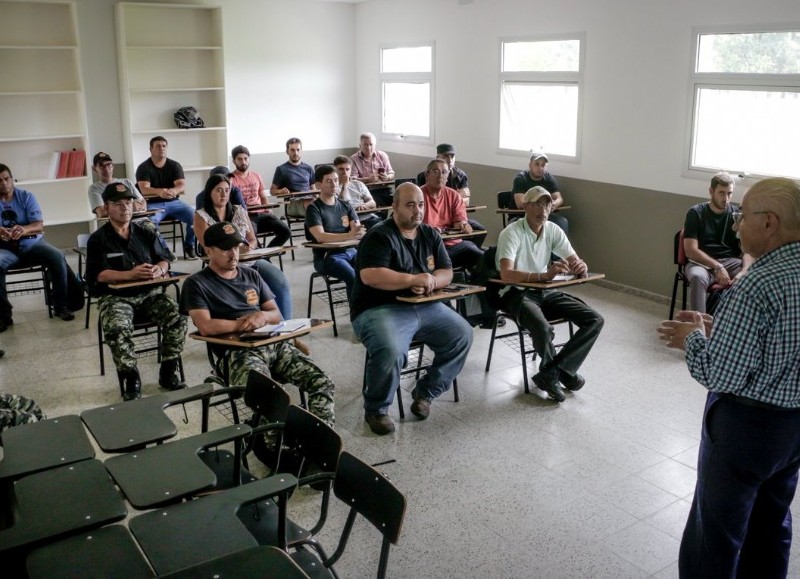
[{"x1": 2, "y1": 247, "x2": 800, "y2": 578}]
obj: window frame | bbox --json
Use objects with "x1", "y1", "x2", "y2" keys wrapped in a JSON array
[
  {"x1": 497, "y1": 33, "x2": 586, "y2": 162},
  {"x1": 379, "y1": 42, "x2": 435, "y2": 145},
  {"x1": 686, "y1": 24, "x2": 800, "y2": 179}
]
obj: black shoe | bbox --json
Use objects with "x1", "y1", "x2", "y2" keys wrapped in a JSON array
[
  {"x1": 56, "y1": 308, "x2": 75, "y2": 321},
  {"x1": 559, "y1": 371, "x2": 585, "y2": 392},
  {"x1": 118, "y1": 368, "x2": 142, "y2": 401},
  {"x1": 0, "y1": 318, "x2": 12, "y2": 333},
  {"x1": 365, "y1": 412, "x2": 395, "y2": 435},
  {"x1": 183, "y1": 245, "x2": 197, "y2": 260},
  {"x1": 159, "y1": 359, "x2": 185, "y2": 391},
  {"x1": 479, "y1": 317, "x2": 506, "y2": 330},
  {"x1": 532, "y1": 368, "x2": 565, "y2": 402}
]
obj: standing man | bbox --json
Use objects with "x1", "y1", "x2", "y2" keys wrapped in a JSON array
[
  {"x1": 0, "y1": 163, "x2": 75, "y2": 330},
  {"x1": 658, "y1": 177, "x2": 800, "y2": 578},
  {"x1": 350, "y1": 132, "x2": 395, "y2": 207},
  {"x1": 305, "y1": 165, "x2": 364, "y2": 300},
  {"x1": 683, "y1": 171, "x2": 751, "y2": 313},
  {"x1": 512, "y1": 153, "x2": 568, "y2": 233},
  {"x1": 352, "y1": 183, "x2": 473, "y2": 435},
  {"x1": 230, "y1": 145, "x2": 291, "y2": 247},
  {"x1": 86, "y1": 183, "x2": 186, "y2": 400},
  {"x1": 497, "y1": 186, "x2": 604, "y2": 402},
  {"x1": 421, "y1": 158, "x2": 485, "y2": 269},
  {"x1": 333, "y1": 155, "x2": 381, "y2": 229},
  {"x1": 136, "y1": 136, "x2": 197, "y2": 259},
  {"x1": 181, "y1": 221, "x2": 335, "y2": 427}
]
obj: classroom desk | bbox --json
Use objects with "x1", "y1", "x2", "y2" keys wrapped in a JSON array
[
  {"x1": 440, "y1": 230, "x2": 486, "y2": 241},
  {"x1": 302, "y1": 238, "x2": 361, "y2": 250},
  {"x1": 0, "y1": 415, "x2": 95, "y2": 481},
  {"x1": 489, "y1": 272, "x2": 605, "y2": 290},
  {"x1": 200, "y1": 245, "x2": 293, "y2": 264},
  {"x1": 355, "y1": 205, "x2": 391, "y2": 215},
  {"x1": 160, "y1": 545, "x2": 309, "y2": 579},
  {"x1": 189, "y1": 318, "x2": 333, "y2": 349},
  {"x1": 274, "y1": 189, "x2": 319, "y2": 199},
  {"x1": 396, "y1": 283, "x2": 486, "y2": 304},
  {"x1": 107, "y1": 271, "x2": 189, "y2": 292},
  {"x1": 96, "y1": 209, "x2": 163, "y2": 222},
  {"x1": 361, "y1": 179, "x2": 395, "y2": 189},
  {"x1": 466, "y1": 205, "x2": 487, "y2": 213},
  {"x1": 246, "y1": 201, "x2": 286, "y2": 212}
]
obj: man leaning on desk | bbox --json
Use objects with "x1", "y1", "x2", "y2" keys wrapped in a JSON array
[
  {"x1": 352, "y1": 183, "x2": 473, "y2": 435},
  {"x1": 86, "y1": 182, "x2": 187, "y2": 401},
  {"x1": 181, "y1": 222, "x2": 335, "y2": 427},
  {"x1": 497, "y1": 186, "x2": 603, "y2": 403}
]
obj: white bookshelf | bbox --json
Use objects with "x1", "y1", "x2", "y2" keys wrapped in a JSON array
[
  {"x1": 0, "y1": 1, "x2": 92, "y2": 225},
  {"x1": 116, "y1": 3, "x2": 227, "y2": 194}
]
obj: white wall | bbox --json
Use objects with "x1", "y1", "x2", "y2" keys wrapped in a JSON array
[{"x1": 353, "y1": 0, "x2": 799, "y2": 198}]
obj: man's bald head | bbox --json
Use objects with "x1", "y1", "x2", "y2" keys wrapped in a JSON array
[
  {"x1": 746, "y1": 177, "x2": 800, "y2": 235},
  {"x1": 392, "y1": 183, "x2": 424, "y2": 231}
]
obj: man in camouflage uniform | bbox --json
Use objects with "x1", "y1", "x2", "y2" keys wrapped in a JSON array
[
  {"x1": 181, "y1": 221, "x2": 335, "y2": 426},
  {"x1": 0, "y1": 392, "x2": 44, "y2": 432},
  {"x1": 86, "y1": 182, "x2": 187, "y2": 400}
]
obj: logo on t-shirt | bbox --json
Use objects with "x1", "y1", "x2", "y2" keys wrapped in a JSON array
[
  {"x1": 341, "y1": 216, "x2": 350, "y2": 228},
  {"x1": 427, "y1": 255, "x2": 435, "y2": 270},
  {"x1": 244, "y1": 288, "x2": 259, "y2": 306}
]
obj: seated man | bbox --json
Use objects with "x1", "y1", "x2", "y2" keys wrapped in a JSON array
[
  {"x1": 230, "y1": 145, "x2": 291, "y2": 247},
  {"x1": 0, "y1": 163, "x2": 75, "y2": 331},
  {"x1": 270, "y1": 137, "x2": 316, "y2": 221},
  {"x1": 305, "y1": 165, "x2": 365, "y2": 300},
  {"x1": 85, "y1": 183, "x2": 187, "y2": 400},
  {"x1": 181, "y1": 221, "x2": 335, "y2": 427},
  {"x1": 497, "y1": 186, "x2": 604, "y2": 403},
  {"x1": 420, "y1": 158, "x2": 485, "y2": 269},
  {"x1": 334, "y1": 155, "x2": 381, "y2": 229},
  {"x1": 683, "y1": 171, "x2": 751, "y2": 313},
  {"x1": 89, "y1": 152, "x2": 147, "y2": 219},
  {"x1": 350, "y1": 132, "x2": 395, "y2": 207},
  {"x1": 352, "y1": 183, "x2": 473, "y2": 435},
  {"x1": 511, "y1": 153, "x2": 568, "y2": 233}
]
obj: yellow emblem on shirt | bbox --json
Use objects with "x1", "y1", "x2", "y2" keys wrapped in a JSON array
[
  {"x1": 427, "y1": 255, "x2": 435, "y2": 270},
  {"x1": 245, "y1": 288, "x2": 259, "y2": 306},
  {"x1": 341, "y1": 216, "x2": 350, "y2": 227}
]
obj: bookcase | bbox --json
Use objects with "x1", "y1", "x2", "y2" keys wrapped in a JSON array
[
  {"x1": 116, "y1": 3, "x2": 227, "y2": 195},
  {"x1": 0, "y1": 1, "x2": 92, "y2": 225}
]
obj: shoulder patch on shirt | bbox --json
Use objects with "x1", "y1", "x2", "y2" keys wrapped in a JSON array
[{"x1": 245, "y1": 288, "x2": 259, "y2": 306}]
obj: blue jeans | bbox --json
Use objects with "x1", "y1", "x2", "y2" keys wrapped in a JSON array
[
  {"x1": 353, "y1": 303, "x2": 473, "y2": 415},
  {"x1": 148, "y1": 199, "x2": 195, "y2": 248},
  {"x1": 0, "y1": 240, "x2": 69, "y2": 318},
  {"x1": 313, "y1": 248, "x2": 357, "y2": 300},
  {"x1": 248, "y1": 259, "x2": 292, "y2": 319}
]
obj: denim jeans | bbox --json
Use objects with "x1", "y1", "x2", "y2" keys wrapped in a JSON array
[
  {"x1": 353, "y1": 302, "x2": 473, "y2": 415},
  {"x1": 0, "y1": 240, "x2": 69, "y2": 318},
  {"x1": 248, "y1": 259, "x2": 292, "y2": 319},
  {"x1": 313, "y1": 248, "x2": 357, "y2": 300},
  {"x1": 148, "y1": 199, "x2": 196, "y2": 248}
]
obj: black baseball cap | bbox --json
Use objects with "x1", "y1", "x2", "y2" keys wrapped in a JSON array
[
  {"x1": 436, "y1": 143, "x2": 455, "y2": 155},
  {"x1": 93, "y1": 152, "x2": 113, "y2": 166},
  {"x1": 102, "y1": 182, "x2": 137, "y2": 203},
  {"x1": 203, "y1": 222, "x2": 246, "y2": 249}
]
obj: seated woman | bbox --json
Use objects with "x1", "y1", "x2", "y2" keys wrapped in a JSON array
[{"x1": 194, "y1": 174, "x2": 293, "y2": 320}]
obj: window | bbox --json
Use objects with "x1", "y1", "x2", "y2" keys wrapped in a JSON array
[
  {"x1": 689, "y1": 29, "x2": 800, "y2": 179},
  {"x1": 499, "y1": 36, "x2": 584, "y2": 158},
  {"x1": 380, "y1": 44, "x2": 433, "y2": 141}
]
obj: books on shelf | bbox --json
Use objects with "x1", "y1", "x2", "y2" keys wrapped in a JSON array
[{"x1": 52, "y1": 149, "x2": 87, "y2": 179}]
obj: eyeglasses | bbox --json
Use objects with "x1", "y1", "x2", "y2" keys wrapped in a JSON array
[
  {"x1": 732, "y1": 210, "x2": 771, "y2": 225},
  {"x1": 427, "y1": 169, "x2": 449, "y2": 175}
]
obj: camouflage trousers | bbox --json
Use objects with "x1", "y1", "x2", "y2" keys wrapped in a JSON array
[
  {"x1": 226, "y1": 341, "x2": 335, "y2": 427},
  {"x1": 99, "y1": 289, "x2": 187, "y2": 372},
  {"x1": 0, "y1": 392, "x2": 45, "y2": 432}
]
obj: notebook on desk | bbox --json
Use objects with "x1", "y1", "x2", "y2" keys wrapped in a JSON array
[{"x1": 240, "y1": 318, "x2": 311, "y2": 340}]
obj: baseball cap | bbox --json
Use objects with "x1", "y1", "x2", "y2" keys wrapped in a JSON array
[
  {"x1": 210, "y1": 165, "x2": 232, "y2": 177},
  {"x1": 523, "y1": 186, "x2": 553, "y2": 204},
  {"x1": 203, "y1": 222, "x2": 245, "y2": 250},
  {"x1": 530, "y1": 152, "x2": 549, "y2": 162},
  {"x1": 102, "y1": 182, "x2": 137, "y2": 203},
  {"x1": 93, "y1": 152, "x2": 113, "y2": 166},
  {"x1": 436, "y1": 143, "x2": 455, "y2": 155}
]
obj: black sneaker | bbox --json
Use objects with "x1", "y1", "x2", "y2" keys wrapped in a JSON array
[
  {"x1": 57, "y1": 309, "x2": 75, "y2": 321},
  {"x1": 559, "y1": 371, "x2": 585, "y2": 392},
  {"x1": 183, "y1": 245, "x2": 198, "y2": 260},
  {"x1": 365, "y1": 412, "x2": 395, "y2": 435},
  {"x1": 118, "y1": 368, "x2": 142, "y2": 401},
  {"x1": 159, "y1": 359, "x2": 186, "y2": 391},
  {"x1": 0, "y1": 317, "x2": 12, "y2": 333},
  {"x1": 532, "y1": 368, "x2": 565, "y2": 402}
]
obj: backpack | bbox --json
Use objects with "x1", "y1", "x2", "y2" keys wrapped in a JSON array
[
  {"x1": 471, "y1": 245, "x2": 503, "y2": 310},
  {"x1": 173, "y1": 106, "x2": 205, "y2": 129}
]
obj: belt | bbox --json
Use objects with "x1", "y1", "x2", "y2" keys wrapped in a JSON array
[{"x1": 721, "y1": 393, "x2": 799, "y2": 412}]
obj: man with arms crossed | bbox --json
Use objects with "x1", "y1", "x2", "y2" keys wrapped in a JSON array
[
  {"x1": 512, "y1": 153, "x2": 568, "y2": 233},
  {"x1": 352, "y1": 183, "x2": 473, "y2": 435},
  {"x1": 136, "y1": 136, "x2": 197, "y2": 259},
  {"x1": 683, "y1": 171, "x2": 751, "y2": 313},
  {"x1": 181, "y1": 221, "x2": 335, "y2": 426},
  {"x1": 86, "y1": 183, "x2": 186, "y2": 400},
  {"x1": 497, "y1": 186, "x2": 604, "y2": 402},
  {"x1": 230, "y1": 145, "x2": 290, "y2": 247},
  {"x1": 659, "y1": 177, "x2": 800, "y2": 579}
]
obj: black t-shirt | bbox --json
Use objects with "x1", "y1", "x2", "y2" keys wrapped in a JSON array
[
  {"x1": 305, "y1": 197, "x2": 358, "y2": 259},
  {"x1": 350, "y1": 219, "x2": 451, "y2": 321},
  {"x1": 85, "y1": 222, "x2": 173, "y2": 297},
  {"x1": 180, "y1": 266, "x2": 275, "y2": 319},
  {"x1": 683, "y1": 203, "x2": 741, "y2": 259},
  {"x1": 511, "y1": 171, "x2": 559, "y2": 194},
  {"x1": 136, "y1": 158, "x2": 185, "y2": 202}
]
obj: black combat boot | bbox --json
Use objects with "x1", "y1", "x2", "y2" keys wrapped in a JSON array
[
  {"x1": 118, "y1": 367, "x2": 142, "y2": 401},
  {"x1": 159, "y1": 358, "x2": 185, "y2": 391}
]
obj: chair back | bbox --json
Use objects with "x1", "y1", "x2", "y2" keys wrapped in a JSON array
[
  {"x1": 280, "y1": 405, "x2": 342, "y2": 478},
  {"x1": 394, "y1": 177, "x2": 416, "y2": 187},
  {"x1": 674, "y1": 229, "x2": 687, "y2": 266},
  {"x1": 497, "y1": 190, "x2": 515, "y2": 209},
  {"x1": 245, "y1": 370, "x2": 290, "y2": 425},
  {"x1": 76, "y1": 233, "x2": 90, "y2": 249}
]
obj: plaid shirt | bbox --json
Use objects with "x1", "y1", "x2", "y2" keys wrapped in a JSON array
[{"x1": 686, "y1": 241, "x2": 800, "y2": 407}]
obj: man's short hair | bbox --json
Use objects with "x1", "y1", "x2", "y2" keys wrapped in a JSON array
[
  {"x1": 286, "y1": 137, "x2": 302, "y2": 149},
  {"x1": 332, "y1": 155, "x2": 351, "y2": 166},
  {"x1": 359, "y1": 132, "x2": 376, "y2": 143},
  {"x1": 0, "y1": 163, "x2": 14, "y2": 179},
  {"x1": 710, "y1": 171, "x2": 735, "y2": 190},
  {"x1": 231, "y1": 145, "x2": 249, "y2": 159},
  {"x1": 425, "y1": 158, "x2": 447, "y2": 172},
  {"x1": 314, "y1": 164, "x2": 336, "y2": 183},
  {"x1": 149, "y1": 136, "x2": 168, "y2": 148}
]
